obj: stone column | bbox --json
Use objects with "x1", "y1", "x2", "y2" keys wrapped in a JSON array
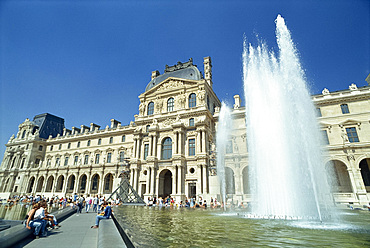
[
  {"x1": 85, "y1": 173, "x2": 91, "y2": 195},
  {"x1": 149, "y1": 135, "x2": 153, "y2": 157},
  {"x1": 134, "y1": 168, "x2": 139, "y2": 192},
  {"x1": 196, "y1": 131, "x2": 201, "y2": 154},
  {"x1": 146, "y1": 168, "x2": 151, "y2": 194},
  {"x1": 177, "y1": 166, "x2": 183, "y2": 194},
  {"x1": 61, "y1": 174, "x2": 68, "y2": 196},
  {"x1": 198, "y1": 164, "x2": 203, "y2": 194},
  {"x1": 202, "y1": 130, "x2": 207, "y2": 154},
  {"x1": 172, "y1": 167, "x2": 177, "y2": 195},
  {"x1": 202, "y1": 164, "x2": 208, "y2": 194},
  {"x1": 98, "y1": 173, "x2": 104, "y2": 195},
  {"x1": 73, "y1": 173, "x2": 79, "y2": 194},
  {"x1": 51, "y1": 173, "x2": 57, "y2": 195},
  {"x1": 133, "y1": 138, "x2": 137, "y2": 158},
  {"x1": 150, "y1": 167, "x2": 156, "y2": 195}
]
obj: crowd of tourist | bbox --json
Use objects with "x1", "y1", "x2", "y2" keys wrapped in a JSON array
[{"x1": 146, "y1": 196, "x2": 248, "y2": 209}]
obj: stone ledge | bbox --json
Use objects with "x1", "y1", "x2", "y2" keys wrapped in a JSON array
[
  {"x1": 0, "y1": 207, "x2": 76, "y2": 248},
  {"x1": 98, "y1": 216, "x2": 127, "y2": 248}
]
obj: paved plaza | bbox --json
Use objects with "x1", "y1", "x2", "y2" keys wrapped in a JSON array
[{"x1": 14, "y1": 209, "x2": 98, "y2": 248}]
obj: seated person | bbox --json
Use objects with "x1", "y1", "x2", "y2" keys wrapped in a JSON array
[
  {"x1": 91, "y1": 202, "x2": 112, "y2": 229},
  {"x1": 44, "y1": 205, "x2": 61, "y2": 229},
  {"x1": 25, "y1": 203, "x2": 46, "y2": 238}
]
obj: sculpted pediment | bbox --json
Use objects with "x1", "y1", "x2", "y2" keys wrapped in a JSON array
[
  {"x1": 142, "y1": 77, "x2": 198, "y2": 97},
  {"x1": 338, "y1": 118, "x2": 362, "y2": 126}
]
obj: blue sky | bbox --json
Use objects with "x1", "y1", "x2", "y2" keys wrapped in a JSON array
[{"x1": 0, "y1": 0, "x2": 369, "y2": 160}]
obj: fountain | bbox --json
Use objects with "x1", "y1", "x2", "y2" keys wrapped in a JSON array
[
  {"x1": 112, "y1": 15, "x2": 370, "y2": 247},
  {"x1": 243, "y1": 14, "x2": 334, "y2": 220},
  {"x1": 216, "y1": 102, "x2": 233, "y2": 210}
]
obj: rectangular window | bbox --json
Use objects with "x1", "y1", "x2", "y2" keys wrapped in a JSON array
[
  {"x1": 189, "y1": 139, "x2": 195, "y2": 156},
  {"x1": 98, "y1": 139, "x2": 102, "y2": 145},
  {"x1": 39, "y1": 145, "x2": 43, "y2": 151},
  {"x1": 144, "y1": 144, "x2": 149, "y2": 160},
  {"x1": 59, "y1": 144, "x2": 62, "y2": 150},
  {"x1": 56, "y1": 157, "x2": 60, "y2": 166},
  {"x1": 84, "y1": 155, "x2": 89, "y2": 165},
  {"x1": 77, "y1": 141, "x2": 80, "y2": 148},
  {"x1": 64, "y1": 157, "x2": 69, "y2": 166},
  {"x1": 122, "y1": 135, "x2": 126, "y2": 142},
  {"x1": 35, "y1": 158, "x2": 40, "y2": 165},
  {"x1": 68, "y1": 143, "x2": 71, "y2": 149},
  {"x1": 316, "y1": 108, "x2": 322, "y2": 117},
  {"x1": 346, "y1": 127, "x2": 359, "y2": 143},
  {"x1": 20, "y1": 158, "x2": 26, "y2": 169},
  {"x1": 341, "y1": 104, "x2": 350, "y2": 114},
  {"x1": 107, "y1": 152, "x2": 112, "y2": 163},
  {"x1": 74, "y1": 156, "x2": 79, "y2": 165},
  {"x1": 119, "y1": 151, "x2": 125, "y2": 162},
  {"x1": 95, "y1": 154, "x2": 100, "y2": 164},
  {"x1": 109, "y1": 137, "x2": 113, "y2": 144},
  {"x1": 50, "y1": 145, "x2": 53, "y2": 151}
]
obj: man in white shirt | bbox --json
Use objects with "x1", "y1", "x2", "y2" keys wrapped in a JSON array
[{"x1": 33, "y1": 201, "x2": 47, "y2": 237}]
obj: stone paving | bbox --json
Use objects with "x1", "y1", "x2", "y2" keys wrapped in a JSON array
[{"x1": 14, "y1": 209, "x2": 98, "y2": 248}]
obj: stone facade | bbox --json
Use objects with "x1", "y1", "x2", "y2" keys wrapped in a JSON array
[{"x1": 0, "y1": 57, "x2": 369, "y2": 205}]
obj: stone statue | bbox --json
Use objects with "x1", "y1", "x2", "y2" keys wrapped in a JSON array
[
  {"x1": 198, "y1": 90, "x2": 206, "y2": 105},
  {"x1": 322, "y1": 88, "x2": 330, "y2": 95},
  {"x1": 156, "y1": 99, "x2": 163, "y2": 113},
  {"x1": 178, "y1": 94, "x2": 186, "y2": 108},
  {"x1": 341, "y1": 132, "x2": 349, "y2": 143},
  {"x1": 139, "y1": 102, "x2": 145, "y2": 116}
]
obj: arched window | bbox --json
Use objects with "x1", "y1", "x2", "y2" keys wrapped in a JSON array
[
  {"x1": 80, "y1": 175, "x2": 87, "y2": 192},
  {"x1": 340, "y1": 104, "x2": 350, "y2": 114},
  {"x1": 167, "y1": 98, "x2": 174, "y2": 112},
  {"x1": 161, "y1": 137, "x2": 172, "y2": 160},
  {"x1": 104, "y1": 173, "x2": 113, "y2": 193},
  {"x1": 147, "y1": 102, "x2": 154, "y2": 115},
  {"x1": 189, "y1": 93, "x2": 196, "y2": 108},
  {"x1": 189, "y1": 118, "x2": 195, "y2": 127},
  {"x1": 87, "y1": 140, "x2": 91, "y2": 146},
  {"x1": 92, "y1": 174, "x2": 99, "y2": 191},
  {"x1": 21, "y1": 130, "x2": 26, "y2": 139}
]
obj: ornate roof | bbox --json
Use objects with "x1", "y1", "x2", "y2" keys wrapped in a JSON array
[{"x1": 145, "y1": 58, "x2": 203, "y2": 92}]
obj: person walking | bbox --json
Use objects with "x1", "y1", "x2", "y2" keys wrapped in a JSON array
[{"x1": 77, "y1": 195, "x2": 84, "y2": 213}]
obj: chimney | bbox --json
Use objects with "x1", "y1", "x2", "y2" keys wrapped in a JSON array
[
  {"x1": 151, "y1": 70, "x2": 160, "y2": 80},
  {"x1": 203, "y1": 56, "x2": 212, "y2": 87},
  {"x1": 233, "y1": 95, "x2": 241, "y2": 109},
  {"x1": 110, "y1": 119, "x2": 121, "y2": 129},
  {"x1": 90, "y1": 123, "x2": 101, "y2": 132}
]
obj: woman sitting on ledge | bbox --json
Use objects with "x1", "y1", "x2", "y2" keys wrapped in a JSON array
[{"x1": 91, "y1": 202, "x2": 112, "y2": 229}]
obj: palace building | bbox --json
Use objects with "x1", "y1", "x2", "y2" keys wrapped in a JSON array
[{"x1": 0, "y1": 57, "x2": 369, "y2": 205}]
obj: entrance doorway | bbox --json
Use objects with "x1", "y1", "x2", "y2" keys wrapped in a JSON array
[
  {"x1": 158, "y1": 169, "x2": 172, "y2": 198},
  {"x1": 188, "y1": 182, "x2": 196, "y2": 198}
]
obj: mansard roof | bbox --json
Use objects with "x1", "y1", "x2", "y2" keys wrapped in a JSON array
[{"x1": 145, "y1": 58, "x2": 203, "y2": 92}]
